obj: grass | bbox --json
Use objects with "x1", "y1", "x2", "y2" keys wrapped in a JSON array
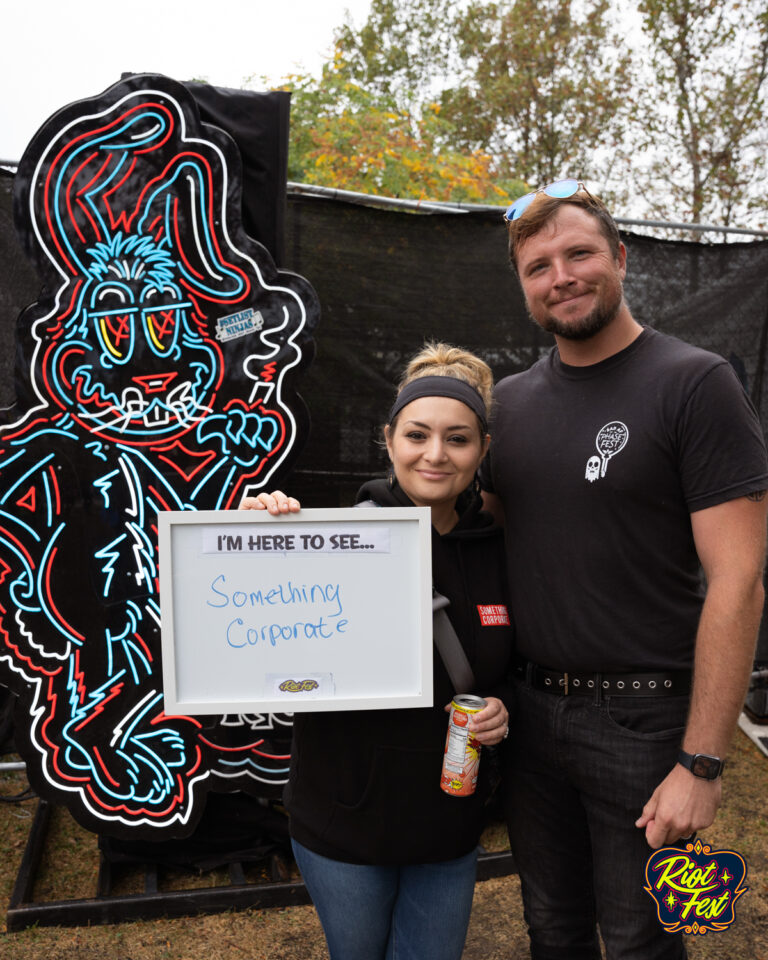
[{"x1": 1, "y1": 727, "x2": 767, "y2": 959}]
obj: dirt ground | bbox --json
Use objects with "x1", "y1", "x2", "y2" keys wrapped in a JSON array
[{"x1": 1, "y1": 726, "x2": 767, "y2": 960}]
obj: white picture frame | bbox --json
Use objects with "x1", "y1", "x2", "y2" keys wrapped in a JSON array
[{"x1": 159, "y1": 507, "x2": 433, "y2": 714}]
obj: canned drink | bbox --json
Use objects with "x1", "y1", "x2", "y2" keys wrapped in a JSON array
[{"x1": 440, "y1": 694, "x2": 486, "y2": 797}]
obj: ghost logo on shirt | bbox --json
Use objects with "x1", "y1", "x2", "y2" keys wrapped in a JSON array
[
  {"x1": 585, "y1": 456, "x2": 601, "y2": 482},
  {"x1": 585, "y1": 421, "x2": 629, "y2": 482}
]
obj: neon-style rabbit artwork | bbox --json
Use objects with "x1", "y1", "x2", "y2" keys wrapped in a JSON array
[{"x1": 0, "y1": 75, "x2": 318, "y2": 836}]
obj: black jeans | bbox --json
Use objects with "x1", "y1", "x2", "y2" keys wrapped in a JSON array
[{"x1": 505, "y1": 677, "x2": 689, "y2": 960}]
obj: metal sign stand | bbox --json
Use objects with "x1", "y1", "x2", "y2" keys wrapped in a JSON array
[{"x1": 6, "y1": 800, "x2": 516, "y2": 930}]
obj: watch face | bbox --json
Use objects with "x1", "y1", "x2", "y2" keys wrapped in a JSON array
[{"x1": 691, "y1": 754, "x2": 721, "y2": 779}]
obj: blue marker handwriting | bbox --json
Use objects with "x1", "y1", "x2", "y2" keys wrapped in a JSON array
[{"x1": 206, "y1": 575, "x2": 348, "y2": 649}]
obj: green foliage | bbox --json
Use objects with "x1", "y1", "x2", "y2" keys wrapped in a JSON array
[
  {"x1": 633, "y1": 0, "x2": 768, "y2": 227},
  {"x1": 440, "y1": 0, "x2": 633, "y2": 188},
  {"x1": 256, "y1": 0, "x2": 768, "y2": 228},
  {"x1": 276, "y1": 51, "x2": 525, "y2": 204},
  {"x1": 331, "y1": 0, "x2": 459, "y2": 110}
]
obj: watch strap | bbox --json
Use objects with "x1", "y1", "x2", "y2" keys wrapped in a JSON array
[{"x1": 677, "y1": 749, "x2": 725, "y2": 780}]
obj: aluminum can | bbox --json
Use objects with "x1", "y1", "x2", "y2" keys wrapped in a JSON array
[{"x1": 440, "y1": 694, "x2": 486, "y2": 797}]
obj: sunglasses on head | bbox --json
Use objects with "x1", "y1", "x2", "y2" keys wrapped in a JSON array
[{"x1": 504, "y1": 179, "x2": 587, "y2": 222}]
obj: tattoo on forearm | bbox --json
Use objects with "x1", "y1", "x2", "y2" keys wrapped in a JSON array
[{"x1": 746, "y1": 490, "x2": 767, "y2": 502}]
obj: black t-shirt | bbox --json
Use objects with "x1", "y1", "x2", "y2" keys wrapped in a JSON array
[{"x1": 481, "y1": 327, "x2": 768, "y2": 672}]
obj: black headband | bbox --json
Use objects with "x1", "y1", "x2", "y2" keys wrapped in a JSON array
[{"x1": 387, "y1": 375, "x2": 488, "y2": 433}]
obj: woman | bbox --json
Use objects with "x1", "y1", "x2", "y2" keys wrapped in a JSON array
[{"x1": 240, "y1": 343, "x2": 513, "y2": 960}]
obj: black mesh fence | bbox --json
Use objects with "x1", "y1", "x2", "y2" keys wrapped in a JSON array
[
  {"x1": 3, "y1": 169, "x2": 768, "y2": 653},
  {"x1": 281, "y1": 194, "x2": 768, "y2": 508},
  {"x1": 3, "y1": 169, "x2": 768, "y2": 496}
]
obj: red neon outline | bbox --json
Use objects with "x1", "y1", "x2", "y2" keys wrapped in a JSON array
[
  {"x1": 146, "y1": 486, "x2": 173, "y2": 512},
  {"x1": 0, "y1": 604, "x2": 60, "y2": 677},
  {"x1": 44, "y1": 683, "x2": 92, "y2": 784},
  {"x1": 78, "y1": 150, "x2": 113, "y2": 196},
  {"x1": 66, "y1": 150, "x2": 101, "y2": 244},
  {"x1": 153, "y1": 153, "x2": 250, "y2": 302},
  {"x1": 16, "y1": 486, "x2": 36, "y2": 513},
  {"x1": 2, "y1": 417, "x2": 50, "y2": 440},
  {"x1": 43, "y1": 546, "x2": 86, "y2": 641},
  {"x1": 0, "y1": 525, "x2": 36, "y2": 570},
  {"x1": 154, "y1": 710, "x2": 203, "y2": 731},
  {"x1": 42, "y1": 342, "x2": 85, "y2": 410},
  {"x1": 46, "y1": 464, "x2": 61, "y2": 515},
  {"x1": 72, "y1": 648, "x2": 87, "y2": 705},
  {"x1": 132, "y1": 632, "x2": 153, "y2": 663},
  {"x1": 73, "y1": 681, "x2": 125, "y2": 733},
  {"x1": 153, "y1": 444, "x2": 218, "y2": 482},
  {"x1": 131, "y1": 372, "x2": 178, "y2": 394},
  {"x1": 91, "y1": 746, "x2": 122, "y2": 788},
  {"x1": 172, "y1": 196, "x2": 205, "y2": 280},
  {"x1": 102, "y1": 156, "x2": 138, "y2": 231},
  {"x1": 82, "y1": 749, "x2": 199, "y2": 819},
  {"x1": 43, "y1": 101, "x2": 176, "y2": 274},
  {"x1": 199, "y1": 735, "x2": 291, "y2": 760}
]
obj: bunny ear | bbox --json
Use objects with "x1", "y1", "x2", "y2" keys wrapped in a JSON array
[
  {"x1": 21, "y1": 96, "x2": 179, "y2": 282},
  {"x1": 136, "y1": 150, "x2": 250, "y2": 306}
]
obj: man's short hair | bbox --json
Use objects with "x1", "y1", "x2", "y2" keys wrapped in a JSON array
[{"x1": 507, "y1": 188, "x2": 622, "y2": 271}]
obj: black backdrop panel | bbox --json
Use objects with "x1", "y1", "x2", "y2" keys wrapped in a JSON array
[
  {"x1": 184, "y1": 82, "x2": 291, "y2": 267},
  {"x1": 283, "y1": 196, "x2": 768, "y2": 504}
]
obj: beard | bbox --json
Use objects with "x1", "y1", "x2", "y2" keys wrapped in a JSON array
[{"x1": 530, "y1": 285, "x2": 624, "y2": 341}]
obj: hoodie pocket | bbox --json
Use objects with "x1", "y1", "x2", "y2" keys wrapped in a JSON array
[{"x1": 324, "y1": 744, "x2": 475, "y2": 862}]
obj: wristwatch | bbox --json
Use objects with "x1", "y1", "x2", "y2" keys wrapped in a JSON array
[{"x1": 677, "y1": 749, "x2": 725, "y2": 780}]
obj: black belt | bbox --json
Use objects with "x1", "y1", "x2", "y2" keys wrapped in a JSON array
[{"x1": 514, "y1": 660, "x2": 691, "y2": 697}]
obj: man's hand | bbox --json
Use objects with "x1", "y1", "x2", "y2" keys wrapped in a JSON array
[{"x1": 635, "y1": 763, "x2": 722, "y2": 849}]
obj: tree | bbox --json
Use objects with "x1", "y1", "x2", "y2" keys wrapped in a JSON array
[
  {"x1": 325, "y1": 0, "x2": 633, "y2": 202},
  {"x1": 632, "y1": 0, "x2": 768, "y2": 228},
  {"x1": 332, "y1": 0, "x2": 460, "y2": 112},
  {"x1": 274, "y1": 54, "x2": 524, "y2": 204},
  {"x1": 439, "y1": 0, "x2": 633, "y2": 190},
  {"x1": 264, "y1": 0, "x2": 768, "y2": 228}
]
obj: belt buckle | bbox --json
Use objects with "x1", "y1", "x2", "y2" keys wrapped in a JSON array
[{"x1": 563, "y1": 671, "x2": 569, "y2": 696}]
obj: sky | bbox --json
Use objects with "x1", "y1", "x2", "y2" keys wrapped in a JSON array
[{"x1": 1, "y1": 0, "x2": 373, "y2": 163}]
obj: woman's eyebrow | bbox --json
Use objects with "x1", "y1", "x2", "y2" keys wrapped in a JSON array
[{"x1": 402, "y1": 419, "x2": 473, "y2": 430}]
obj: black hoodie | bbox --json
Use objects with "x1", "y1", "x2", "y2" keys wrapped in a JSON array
[{"x1": 284, "y1": 479, "x2": 514, "y2": 865}]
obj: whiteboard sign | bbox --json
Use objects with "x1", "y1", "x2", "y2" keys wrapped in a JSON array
[{"x1": 159, "y1": 508, "x2": 433, "y2": 714}]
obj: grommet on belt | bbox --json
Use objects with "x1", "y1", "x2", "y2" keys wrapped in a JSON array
[{"x1": 514, "y1": 660, "x2": 692, "y2": 698}]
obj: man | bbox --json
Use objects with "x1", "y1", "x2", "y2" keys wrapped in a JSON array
[{"x1": 480, "y1": 180, "x2": 768, "y2": 959}]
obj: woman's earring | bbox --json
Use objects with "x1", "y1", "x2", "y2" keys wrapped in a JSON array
[{"x1": 387, "y1": 464, "x2": 396, "y2": 489}]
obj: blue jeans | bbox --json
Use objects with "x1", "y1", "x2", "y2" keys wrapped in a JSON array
[
  {"x1": 291, "y1": 838, "x2": 478, "y2": 960},
  {"x1": 506, "y1": 678, "x2": 689, "y2": 960}
]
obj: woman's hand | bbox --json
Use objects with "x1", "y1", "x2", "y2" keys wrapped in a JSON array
[
  {"x1": 239, "y1": 490, "x2": 301, "y2": 515},
  {"x1": 444, "y1": 696, "x2": 509, "y2": 746}
]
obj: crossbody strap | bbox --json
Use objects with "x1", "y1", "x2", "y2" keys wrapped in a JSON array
[{"x1": 432, "y1": 589, "x2": 477, "y2": 694}]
